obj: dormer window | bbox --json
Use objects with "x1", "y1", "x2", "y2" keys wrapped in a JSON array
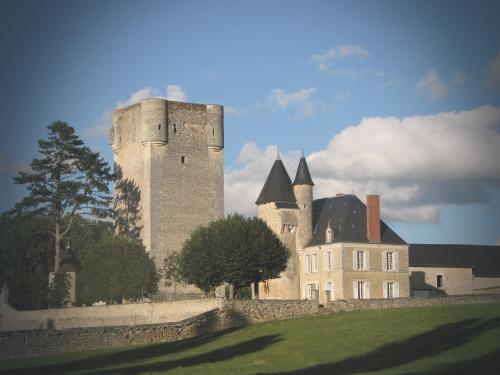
[{"x1": 325, "y1": 222, "x2": 333, "y2": 243}]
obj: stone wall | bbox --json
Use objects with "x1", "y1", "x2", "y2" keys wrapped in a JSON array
[
  {"x1": 1, "y1": 296, "x2": 499, "y2": 360},
  {"x1": 322, "y1": 294, "x2": 500, "y2": 313},
  {"x1": 0, "y1": 299, "x2": 316, "y2": 359},
  {"x1": 0, "y1": 299, "x2": 221, "y2": 331}
]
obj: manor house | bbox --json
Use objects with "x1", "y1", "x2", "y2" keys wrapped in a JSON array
[{"x1": 256, "y1": 153, "x2": 409, "y2": 304}]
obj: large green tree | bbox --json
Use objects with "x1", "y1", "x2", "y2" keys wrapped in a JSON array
[
  {"x1": 0, "y1": 214, "x2": 52, "y2": 310},
  {"x1": 78, "y1": 231, "x2": 158, "y2": 304},
  {"x1": 11, "y1": 121, "x2": 114, "y2": 272},
  {"x1": 176, "y1": 214, "x2": 290, "y2": 296}
]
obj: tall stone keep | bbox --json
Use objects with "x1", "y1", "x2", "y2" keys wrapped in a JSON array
[{"x1": 109, "y1": 98, "x2": 224, "y2": 288}]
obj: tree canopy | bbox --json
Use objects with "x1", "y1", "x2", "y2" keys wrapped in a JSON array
[
  {"x1": 175, "y1": 214, "x2": 290, "y2": 296},
  {"x1": 11, "y1": 120, "x2": 114, "y2": 272}
]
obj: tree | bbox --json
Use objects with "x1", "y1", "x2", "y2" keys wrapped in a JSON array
[
  {"x1": 11, "y1": 121, "x2": 114, "y2": 272},
  {"x1": 78, "y1": 231, "x2": 158, "y2": 304},
  {"x1": 48, "y1": 272, "x2": 70, "y2": 308},
  {"x1": 176, "y1": 214, "x2": 290, "y2": 296},
  {"x1": 0, "y1": 214, "x2": 52, "y2": 310},
  {"x1": 113, "y1": 164, "x2": 142, "y2": 240}
]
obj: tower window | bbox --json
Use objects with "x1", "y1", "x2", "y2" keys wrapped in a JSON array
[
  {"x1": 174, "y1": 124, "x2": 177, "y2": 134},
  {"x1": 212, "y1": 128, "x2": 215, "y2": 135},
  {"x1": 181, "y1": 156, "x2": 186, "y2": 164},
  {"x1": 158, "y1": 124, "x2": 161, "y2": 130}
]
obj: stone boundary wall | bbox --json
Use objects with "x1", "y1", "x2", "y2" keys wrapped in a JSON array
[
  {"x1": 0, "y1": 299, "x2": 221, "y2": 331},
  {"x1": 1, "y1": 296, "x2": 499, "y2": 359},
  {"x1": 322, "y1": 294, "x2": 500, "y2": 313}
]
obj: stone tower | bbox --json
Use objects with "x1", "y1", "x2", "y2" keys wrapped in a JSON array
[
  {"x1": 256, "y1": 152, "x2": 300, "y2": 299},
  {"x1": 292, "y1": 151, "x2": 314, "y2": 250},
  {"x1": 109, "y1": 98, "x2": 224, "y2": 291}
]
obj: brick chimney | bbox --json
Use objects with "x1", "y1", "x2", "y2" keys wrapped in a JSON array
[{"x1": 366, "y1": 195, "x2": 381, "y2": 243}]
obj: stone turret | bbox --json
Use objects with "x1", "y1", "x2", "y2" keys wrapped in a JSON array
[
  {"x1": 293, "y1": 151, "x2": 314, "y2": 250},
  {"x1": 140, "y1": 98, "x2": 168, "y2": 146},
  {"x1": 256, "y1": 151, "x2": 300, "y2": 300},
  {"x1": 206, "y1": 104, "x2": 224, "y2": 151}
]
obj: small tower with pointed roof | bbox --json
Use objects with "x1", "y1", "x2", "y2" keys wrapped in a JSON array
[
  {"x1": 256, "y1": 149, "x2": 301, "y2": 300},
  {"x1": 293, "y1": 150, "x2": 314, "y2": 250}
]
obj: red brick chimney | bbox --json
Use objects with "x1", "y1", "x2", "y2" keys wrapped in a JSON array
[{"x1": 366, "y1": 195, "x2": 381, "y2": 243}]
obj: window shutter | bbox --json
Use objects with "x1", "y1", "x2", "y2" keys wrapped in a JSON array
[
  {"x1": 353, "y1": 281, "x2": 358, "y2": 299},
  {"x1": 382, "y1": 251, "x2": 387, "y2": 271},
  {"x1": 394, "y1": 282, "x2": 400, "y2": 298},
  {"x1": 383, "y1": 281, "x2": 388, "y2": 298},
  {"x1": 394, "y1": 252, "x2": 399, "y2": 271},
  {"x1": 324, "y1": 252, "x2": 328, "y2": 271},
  {"x1": 366, "y1": 281, "x2": 371, "y2": 299},
  {"x1": 312, "y1": 254, "x2": 317, "y2": 273},
  {"x1": 353, "y1": 251, "x2": 357, "y2": 270},
  {"x1": 365, "y1": 251, "x2": 370, "y2": 270}
]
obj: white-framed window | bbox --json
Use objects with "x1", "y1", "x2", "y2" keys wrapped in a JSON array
[
  {"x1": 353, "y1": 250, "x2": 370, "y2": 270},
  {"x1": 383, "y1": 251, "x2": 399, "y2": 271},
  {"x1": 305, "y1": 255, "x2": 310, "y2": 273},
  {"x1": 383, "y1": 281, "x2": 400, "y2": 298},
  {"x1": 353, "y1": 280, "x2": 370, "y2": 299},
  {"x1": 324, "y1": 281, "x2": 334, "y2": 301},
  {"x1": 325, "y1": 251, "x2": 333, "y2": 271},
  {"x1": 304, "y1": 283, "x2": 318, "y2": 300},
  {"x1": 311, "y1": 254, "x2": 317, "y2": 273}
]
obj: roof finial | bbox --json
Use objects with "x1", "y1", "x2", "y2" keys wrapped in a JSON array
[{"x1": 276, "y1": 147, "x2": 281, "y2": 161}]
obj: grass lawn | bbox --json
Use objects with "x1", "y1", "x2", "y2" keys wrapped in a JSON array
[{"x1": 1, "y1": 303, "x2": 500, "y2": 374}]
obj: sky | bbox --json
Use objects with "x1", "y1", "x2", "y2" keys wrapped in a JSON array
[{"x1": 1, "y1": 0, "x2": 500, "y2": 246}]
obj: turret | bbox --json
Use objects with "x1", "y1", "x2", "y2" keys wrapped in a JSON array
[
  {"x1": 206, "y1": 104, "x2": 224, "y2": 151},
  {"x1": 293, "y1": 150, "x2": 314, "y2": 250},
  {"x1": 256, "y1": 151, "x2": 300, "y2": 300},
  {"x1": 140, "y1": 98, "x2": 168, "y2": 145}
]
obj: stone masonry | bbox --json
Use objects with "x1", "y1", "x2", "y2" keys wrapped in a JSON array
[{"x1": 109, "y1": 99, "x2": 224, "y2": 293}]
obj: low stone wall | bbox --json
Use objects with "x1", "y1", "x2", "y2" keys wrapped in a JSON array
[
  {"x1": 223, "y1": 299, "x2": 318, "y2": 322},
  {"x1": 322, "y1": 294, "x2": 500, "y2": 313},
  {"x1": 0, "y1": 299, "x2": 221, "y2": 331},
  {"x1": 1, "y1": 295, "x2": 499, "y2": 360},
  {"x1": 0, "y1": 309, "x2": 227, "y2": 360}
]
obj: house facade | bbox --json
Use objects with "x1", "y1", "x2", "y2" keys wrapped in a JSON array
[{"x1": 256, "y1": 153, "x2": 409, "y2": 303}]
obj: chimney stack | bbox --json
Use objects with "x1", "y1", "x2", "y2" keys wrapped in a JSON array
[{"x1": 366, "y1": 195, "x2": 381, "y2": 243}]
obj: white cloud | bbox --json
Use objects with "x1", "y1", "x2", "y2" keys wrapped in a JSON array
[
  {"x1": 85, "y1": 85, "x2": 189, "y2": 138},
  {"x1": 268, "y1": 88, "x2": 316, "y2": 118},
  {"x1": 486, "y1": 52, "x2": 500, "y2": 89},
  {"x1": 225, "y1": 106, "x2": 500, "y2": 223},
  {"x1": 416, "y1": 70, "x2": 466, "y2": 100},
  {"x1": 416, "y1": 70, "x2": 447, "y2": 100},
  {"x1": 166, "y1": 84, "x2": 188, "y2": 102},
  {"x1": 83, "y1": 111, "x2": 112, "y2": 137},
  {"x1": 225, "y1": 106, "x2": 246, "y2": 117},
  {"x1": 311, "y1": 45, "x2": 370, "y2": 75},
  {"x1": 116, "y1": 87, "x2": 157, "y2": 108}
]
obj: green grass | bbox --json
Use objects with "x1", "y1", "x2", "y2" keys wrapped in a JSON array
[{"x1": 1, "y1": 303, "x2": 500, "y2": 374}]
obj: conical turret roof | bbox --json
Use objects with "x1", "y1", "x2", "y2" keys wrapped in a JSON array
[
  {"x1": 293, "y1": 153, "x2": 314, "y2": 186},
  {"x1": 256, "y1": 155, "x2": 296, "y2": 205}
]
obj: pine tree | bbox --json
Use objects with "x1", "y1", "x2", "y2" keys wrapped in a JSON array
[{"x1": 11, "y1": 120, "x2": 114, "y2": 272}]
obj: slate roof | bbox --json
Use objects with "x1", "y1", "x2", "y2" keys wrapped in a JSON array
[
  {"x1": 309, "y1": 194, "x2": 406, "y2": 246},
  {"x1": 292, "y1": 156, "x2": 314, "y2": 186},
  {"x1": 59, "y1": 248, "x2": 81, "y2": 272},
  {"x1": 409, "y1": 244, "x2": 500, "y2": 277},
  {"x1": 256, "y1": 159, "x2": 297, "y2": 205}
]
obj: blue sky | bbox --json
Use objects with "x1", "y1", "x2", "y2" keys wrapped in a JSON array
[{"x1": 1, "y1": 0, "x2": 499, "y2": 245}]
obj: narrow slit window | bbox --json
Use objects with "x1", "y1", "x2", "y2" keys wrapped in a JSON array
[
  {"x1": 174, "y1": 124, "x2": 177, "y2": 133},
  {"x1": 158, "y1": 124, "x2": 161, "y2": 130},
  {"x1": 181, "y1": 156, "x2": 186, "y2": 164}
]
